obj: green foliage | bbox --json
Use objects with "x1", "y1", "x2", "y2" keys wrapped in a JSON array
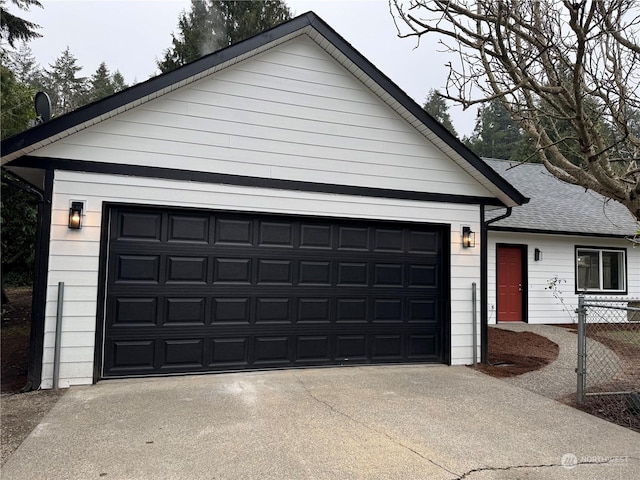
[
  {"x1": 1, "y1": 172, "x2": 37, "y2": 286},
  {"x1": 158, "y1": 0, "x2": 292, "y2": 73},
  {"x1": 42, "y1": 46, "x2": 87, "y2": 116},
  {"x1": 0, "y1": 0, "x2": 42, "y2": 49},
  {"x1": 464, "y1": 100, "x2": 534, "y2": 161},
  {"x1": 422, "y1": 89, "x2": 457, "y2": 136},
  {"x1": 0, "y1": 61, "x2": 35, "y2": 138},
  {"x1": 86, "y1": 62, "x2": 128, "y2": 104}
]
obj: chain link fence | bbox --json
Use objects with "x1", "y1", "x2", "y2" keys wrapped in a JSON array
[{"x1": 576, "y1": 296, "x2": 640, "y2": 431}]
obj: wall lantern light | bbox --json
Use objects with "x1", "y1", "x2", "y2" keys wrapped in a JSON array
[
  {"x1": 68, "y1": 201, "x2": 83, "y2": 229},
  {"x1": 535, "y1": 248, "x2": 543, "y2": 261},
  {"x1": 461, "y1": 225, "x2": 475, "y2": 248}
]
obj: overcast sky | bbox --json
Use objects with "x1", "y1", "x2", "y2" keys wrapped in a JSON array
[{"x1": 19, "y1": 0, "x2": 477, "y2": 136}]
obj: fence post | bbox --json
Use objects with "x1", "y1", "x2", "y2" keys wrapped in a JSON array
[{"x1": 576, "y1": 295, "x2": 586, "y2": 406}]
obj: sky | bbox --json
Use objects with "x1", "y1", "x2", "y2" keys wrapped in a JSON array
[{"x1": 16, "y1": 0, "x2": 478, "y2": 136}]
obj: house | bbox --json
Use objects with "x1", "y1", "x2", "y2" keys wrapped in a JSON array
[
  {"x1": 485, "y1": 158, "x2": 640, "y2": 324},
  {"x1": 1, "y1": 12, "x2": 526, "y2": 389}
]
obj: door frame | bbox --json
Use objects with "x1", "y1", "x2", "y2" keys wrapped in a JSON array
[{"x1": 495, "y1": 243, "x2": 528, "y2": 323}]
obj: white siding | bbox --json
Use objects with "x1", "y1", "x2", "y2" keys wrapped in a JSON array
[
  {"x1": 32, "y1": 36, "x2": 494, "y2": 198},
  {"x1": 488, "y1": 231, "x2": 640, "y2": 325},
  {"x1": 41, "y1": 170, "x2": 482, "y2": 388}
]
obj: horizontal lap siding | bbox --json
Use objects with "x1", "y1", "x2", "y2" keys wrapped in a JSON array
[
  {"x1": 488, "y1": 232, "x2": 640, "y2": 325},
  {"x1": 33, "y1": 36, "x2": 493, "y2": 198},
  {"x1": 41, "y1": 171, "x2": 481, "y2": 387}
]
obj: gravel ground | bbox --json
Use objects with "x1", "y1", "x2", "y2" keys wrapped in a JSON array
[
  {"x1": 1, "y1": 390, "x2": 65, "y2": 465},
  {"x1": 493, "y1": 323, "x2": 621, "y2": 399}
]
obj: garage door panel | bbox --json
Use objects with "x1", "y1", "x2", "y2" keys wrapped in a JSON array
[
  {"x1": 108, "y1": 339, "x2": 156, "y2": 373},
  {"x1": 215, "y1": 218, "x2": 253, "y2": 245},
  {"x1": 254, "y1": 336, "x2": 291, "y2": 364},
  {"x1": 372, "y1": 334, "x2": 403, "y2": 359},
  {"x1": 168, "y1": 214, "x2": 210, "y2": 243},
  {"x1": 210, "y1": 337, "x2": 249, "y2": 366},
  {"x1": 162, "y1": 339, "x2": 204, "y2": 368},
  {"x1": 118, "y1": 212, "x2": 162, "y2": 242},
  {"x1": 256, "y1": 297, "x2": 291, "y2": 323},
  {"x1": 166, "y1": 256, "x2": 208, "y2": 283},
  {"x1": 103, "y1": 207, "x2": 447, "y2": 377},
  {"x1": 113, "y1": 298, "x2": 158, "y2": 327},
  {"x1": 212, "y1": 298, "x2": 251, "y2": 323},
  {"x1": 214, "y1": 258, "x2": 251, "y2": 283},
  {"x1": 115, "y1": 255, "x2": 160, "y2": 283},
  {"x1": 258, "y1": 221, "x2": 294, "y2": 247},
  {"x1": 296, "y1": 335, "x2": 331, "y2": 361},
  {"x1": 335, "y1": 335, "x2": 367, "y2": 360},
  {"x1": 164, "y1": 298, "x2": 206, "y2": 325}
]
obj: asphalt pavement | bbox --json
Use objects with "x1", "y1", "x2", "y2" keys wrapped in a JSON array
[{"x1": 2, "y1": 365, "x2": 639, "y2": 479}]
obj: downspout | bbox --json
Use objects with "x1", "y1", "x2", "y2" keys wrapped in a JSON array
[
  {"x1": 1, "y1": 169, "x2": 53, "y2": 391},
  {"x1": 480, "y1": 206, "x2": 512, "y2": 363}
]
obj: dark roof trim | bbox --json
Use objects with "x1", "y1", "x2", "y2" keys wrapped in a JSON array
[
  {"x1": 488, "y1": 225, "x2": 632, "y2": 239},
  {"x1": 1, "y1": 11, "x2": 526, "y2": 206},
  {"x1": 13, "y1": 156, "x2": 506, "y2": 206}
]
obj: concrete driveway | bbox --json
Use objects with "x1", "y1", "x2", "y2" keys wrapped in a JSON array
[{"x1": 2, "y1": 366, "x2": 639, "y2": 479}]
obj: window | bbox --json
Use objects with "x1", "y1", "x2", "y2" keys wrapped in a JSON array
[{"x1": 576, "y1": 247, "x2": 626, "y2": 293}]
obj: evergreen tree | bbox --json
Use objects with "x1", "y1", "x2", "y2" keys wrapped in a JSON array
[
  {"x1": 1, "y1": 62, "x2": 37, "y2": 286},
  {"x1": 158, "y1": 0, "x2": 292, "y2": 73},
  {"x1": 85, "y1": 62, "x2": 127, "y2": 103},
  {"x1": 5, "y1": 41, "x2": 42, "y2": 85},
  {"x1": 464, "y1": 100, "x2": 532, "y2": 161},
  {"x1": 0, "y1": 61, "x2": 35, "y2": 138},
  {"x1": 42, "y1": 47, "x2": 87, "y2": 115},
  {"x1": 422, "y1": 89, "x2": 457, "y2": 136},
  {"x1": 0, "y1": 0, "x2": 42, "y2": 49}
]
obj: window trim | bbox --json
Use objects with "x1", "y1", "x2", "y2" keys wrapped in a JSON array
[{"x1": 574, "y1": 246, "x2": 628, "y2": 295}]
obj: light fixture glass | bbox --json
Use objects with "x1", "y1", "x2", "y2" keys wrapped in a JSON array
[
  {"x1": 535, "y1": 248, "x2": 542, "y2": 261},
  {"x1": 461, "y1": 225, "x2": 475, "y2": 248},
  {"x1": 68, "y1": 202, "x2": 83, "y2": 229}
]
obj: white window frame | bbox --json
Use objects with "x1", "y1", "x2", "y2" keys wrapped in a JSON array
[{"x1": 575, "y1": 247, "x2": 627, "y2": 294}]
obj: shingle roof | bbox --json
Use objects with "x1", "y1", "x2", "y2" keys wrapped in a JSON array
[
  {"x1": 485, "y1": 158, "x2": 638, "y2": 236},
  {"x1": 0, "y1": 12, "x2": 526, "y2": 208}
]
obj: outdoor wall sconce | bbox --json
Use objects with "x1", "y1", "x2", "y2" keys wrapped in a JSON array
[
  {"x1": 68, "y1": 201, "x2": 83, "y2": 229},
  {"x1": 535, "y1": 248, "x2": 543, "y2": 261},
  {"x1": 461, "y1": 225, "x2": 475, "y2": 248}
]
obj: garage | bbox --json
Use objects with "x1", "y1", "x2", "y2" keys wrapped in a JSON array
[{"x1": 102, "y1": 206, "x2": 448, "y2": 377}]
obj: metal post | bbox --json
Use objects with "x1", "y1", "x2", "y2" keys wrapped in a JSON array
[
  {"x1": 472, "y1": 282, "x2": 477, "y2": 366},
  {"x1": 576, "y1": 295, "x2": 586, "y2": 406},
  {"x1": 53, "y1": 282, "x2": 64, "y2": 389}
]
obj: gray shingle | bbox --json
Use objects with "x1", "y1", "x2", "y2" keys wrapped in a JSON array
[{"x1": 484, "y1": 158, "x2": 638, "y2": 236}]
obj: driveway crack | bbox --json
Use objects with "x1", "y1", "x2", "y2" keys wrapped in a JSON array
[
  {"x1": 296, "y1": 376, "x2": 460, "y2": 478},
  {"x1": 456, "y1": 460, "x2": 625, "y2": 479}
]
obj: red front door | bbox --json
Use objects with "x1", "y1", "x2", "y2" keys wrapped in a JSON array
[{"x1": 497, "y1": 246, "x2": 523, "y2": 322}]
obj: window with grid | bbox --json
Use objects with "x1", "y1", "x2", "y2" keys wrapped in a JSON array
[{"x1": 576, "y1": 247, "x2": 626, "y2": 293}]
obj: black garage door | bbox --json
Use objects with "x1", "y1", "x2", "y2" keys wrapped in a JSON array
[{"x1": 102, "y1": 206, "x2": 448, "y2": 377}]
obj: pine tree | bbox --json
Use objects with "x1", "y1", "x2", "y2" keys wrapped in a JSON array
[
  {"x1": 422, "y1": 89, "x2": 457, "y2": 136},
  {"x1": 464, "y1": 100, "x2": 532, "y2": 161},
  {"x1": 0, "y1": 0, "x2": 42, "y2": 49},
  {"x1": 42, "y1": 47, "x2": 87, "y2": 115},
  {"x1": 158, "y1": 0, "x2": 292, "y2": 73}
]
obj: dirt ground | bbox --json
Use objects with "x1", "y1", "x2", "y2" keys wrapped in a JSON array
[
  {"x1": 470, "y1": 327, "x2": 559, "y2": 377},
  {"x1": 1, "y1": 287, "x2": 65, "y2": 465}
]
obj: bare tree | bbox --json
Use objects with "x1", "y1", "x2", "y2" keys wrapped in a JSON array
[{"x1": 391, "y1": 0, "x2": 640, "y2": 222}]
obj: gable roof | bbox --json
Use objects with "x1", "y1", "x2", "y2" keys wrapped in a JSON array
[
  {"x1": 1, "y1": 12, "x2": 525, "y2": 207},
  {"x1": 485, "y1": 158, "x2": 638, "y2": 237}
]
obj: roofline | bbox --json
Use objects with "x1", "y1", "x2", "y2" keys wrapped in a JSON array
[
  {"x1": 1, "y1": 11, "x2": 526, "y2": 206},
  {"x1": 487, "y1": 225, "x2": 635, "y2": 239}
]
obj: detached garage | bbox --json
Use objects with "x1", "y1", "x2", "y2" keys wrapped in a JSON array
[{"x1": 1, "y1": 12, "x2": 525, "y2": 389}]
